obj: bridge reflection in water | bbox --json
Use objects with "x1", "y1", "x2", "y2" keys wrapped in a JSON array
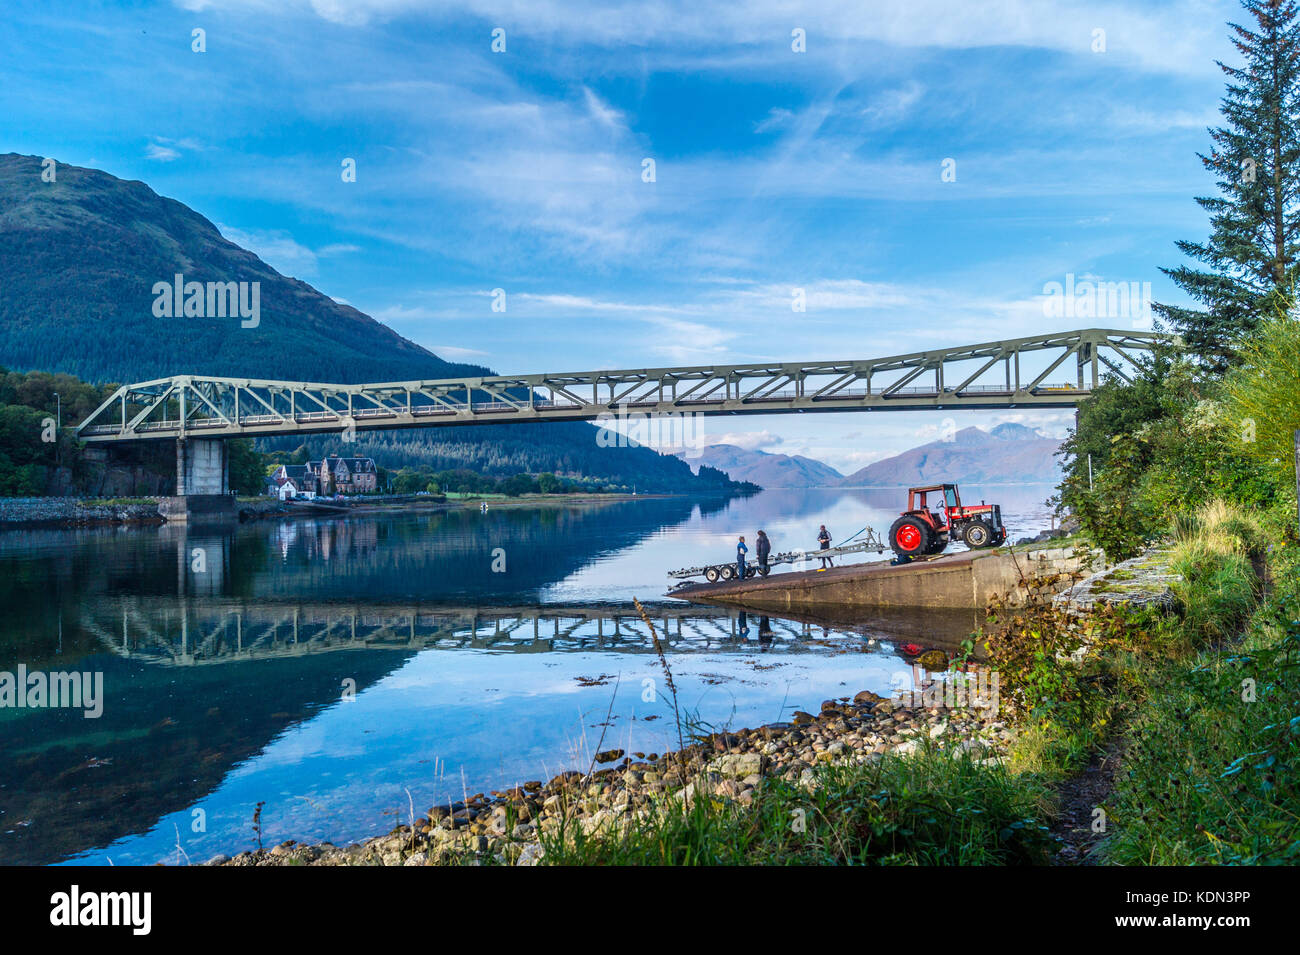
[{"x1": 81, "y1": 597, "x2": 858, "y2": 668}]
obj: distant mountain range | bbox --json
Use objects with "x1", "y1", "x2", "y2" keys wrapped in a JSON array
[
  {"x1": 672, "y1": 444, "x2": 845, "y2": 487},
  {"x1": 839, "y1": 423, "x2": 1064, "y2": 486},
  {"x1": 0, "y1": 153, "x2": 744, "y2": 493},
  {"x1": 678, "y1": 423, "x2": 1063, "y2": 489}
]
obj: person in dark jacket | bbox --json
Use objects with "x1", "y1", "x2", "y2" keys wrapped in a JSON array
[
  {"x1": 817, "y1": 525, "x2": 833, "y2": 568},
  {"x1": 755, "y1": 530, "x2": 771, "y2": 574}
]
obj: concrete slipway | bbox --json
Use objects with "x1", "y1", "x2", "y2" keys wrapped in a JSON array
[{"x1": 667, "y1": 545, "x2": 1098, "y2": 621}]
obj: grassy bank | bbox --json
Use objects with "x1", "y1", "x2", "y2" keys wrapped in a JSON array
[
  {"x1": 539, "y1": 746, "x2": 1053, "y2": 865},
  {"x1": 1102, "y1": 538, "x2": 1298, "y2": 864},
  {"x1": 533, "y1": 500, "x2": 1297, "y2": 866}
]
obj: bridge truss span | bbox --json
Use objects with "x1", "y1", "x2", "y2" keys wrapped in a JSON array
[{"x1": 75, "y1": 327, "x2": 1165, "y2": 442}]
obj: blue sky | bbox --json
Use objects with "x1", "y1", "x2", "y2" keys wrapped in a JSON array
[{"x1": 1, "y1": 0, "x2": 1238, "y2": 472}]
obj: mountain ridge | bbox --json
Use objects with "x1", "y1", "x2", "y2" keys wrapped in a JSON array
[
  {"x1": 671, "y1": 444, "x2": 844, "y2": 488},
  {"x1": 839, "y1": 425, "x2": 1064, "y2": 487}
]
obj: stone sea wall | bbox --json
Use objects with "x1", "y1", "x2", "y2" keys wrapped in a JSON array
[
  {"x1": 1053, "y1": 547, "x2": 1180, "y2": 614},
  {"x1": 0, "y1": 496, "x2": 164, "y2": 528}
]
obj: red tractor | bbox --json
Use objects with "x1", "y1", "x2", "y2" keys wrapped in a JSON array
[{"x1": 888, "y1": 483, "x2": 1006, "y2": 558}]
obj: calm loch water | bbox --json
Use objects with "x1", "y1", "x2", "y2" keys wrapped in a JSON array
[{"x1": 0, "y1": 486, "x2": 1055, "y2": 865}]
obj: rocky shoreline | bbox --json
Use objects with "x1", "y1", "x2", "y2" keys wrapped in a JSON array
[
  {"x1": 212, "y1": 686, "x2": 1011, "y2": 867},
  {"x1": 0, "y1": 496, "x2": 165, "y2": 529}
]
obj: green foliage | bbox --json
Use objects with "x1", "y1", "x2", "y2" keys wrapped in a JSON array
[
  {"x1": 0, "y1": 368, "x2": 114, "y2": 423},
  {"x1": 538, "y1": 747, "x2": 1053, "y2": 866},
  {"x1": 226, "y1": 438, "x2": 265, "y2": 496},
  {"x1": 0, "y1": 405, "x2": 55, "y2": 496},
  {"x1": 1067, "y1": 435, "x2": 1158, "y2": 562},
  {"x1": 1168, "y1": 501, "x2": 1266, "y2": 641},
  {"x1": 1059, "y1": 344, "x2": 1290, "y2": 560},
  {"x1": 390, "y1": 465, "x2": 585, "y2": 497},
  {"x1": 1104, "y1": 546, "x2": 1300, "y2": 864},
  {"x1": 499, "y1": 473, "x2": 539, "y2": 496},
  {"x1": 981, "y1": 598, "x2": 1169, "y2": 773},
  {"x1": 0, "y1": 368, "x2": 118, "y2": 497},
  {"x1": 1171, "y1": 544, "x2": 1259, "y2": 641},
  {"x1": 1223, "y1": 313, "x2": 1300, "y2": 490}
]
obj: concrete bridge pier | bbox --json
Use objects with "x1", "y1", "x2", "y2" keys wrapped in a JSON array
[
  {"x1": 176, "y1": 437, "x2": 227, "y2": 495},
  {"x1": 159, "y1": 437, "x2": 236, "y2": 524}
]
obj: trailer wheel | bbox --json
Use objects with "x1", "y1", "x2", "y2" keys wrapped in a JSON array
[
  {"x1": 963, "y1": 521, "x2": 993, "y2": 548},
  {"x1": 704, "y1": 567, "x2": 720, "y2": 582},
  {"x1": 720, "y1": 565, "x2": 735, "y2": 580},
  {"x1": 889, "y1": 516, "x2": 931, "y2": 557}
]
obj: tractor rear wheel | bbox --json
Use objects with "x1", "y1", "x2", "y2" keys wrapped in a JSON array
[
  {"x1": 889, "y1": 516, "x2": 932, "y2": 557},
  {"x1": 963, "y1": 521, "x2": 994, "y2": 548}
]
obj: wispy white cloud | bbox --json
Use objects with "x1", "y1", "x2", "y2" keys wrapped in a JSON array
[
  {"x1": 582, "y1": 86, "x2": 625, "y2": 130},
  {"x1": 218, "y1": 225, "x2": 320, "y2": 277},
  {"x1": 709, "y1": 430, "x2": 785, "y2": 451},
  {"x1": 429, "y1": 344, "x2": 491, "y2": 360},
  {"x1": 861, "y1": 81, "x2": 926, "y2": 126},
  {"x1": 145, "y1": 141, "x2": 180, "y2": 162}
]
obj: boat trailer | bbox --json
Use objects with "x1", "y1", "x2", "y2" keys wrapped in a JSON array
[{"x1": 667, "y1": 529, "x2": 888, "y2": 586}]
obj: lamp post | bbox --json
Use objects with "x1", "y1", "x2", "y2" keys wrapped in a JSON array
[{"x1": 52, "y1": 392, "x2": 60, "y2": 467}]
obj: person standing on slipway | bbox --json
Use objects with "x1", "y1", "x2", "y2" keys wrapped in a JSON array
[
  {"x1": 817, "y1": 525, "x2": 833, "y2": 569},
  {"x1": 755, "y1": 530, "x2": 771, "y2": 574}
]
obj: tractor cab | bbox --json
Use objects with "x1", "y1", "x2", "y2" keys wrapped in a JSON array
[
  {"x1": 906, "y1": 484, "x2": 959, "y2": 525},
  {"x1": 889, "y1": 483, "x2": 1006, "y2": 558}
]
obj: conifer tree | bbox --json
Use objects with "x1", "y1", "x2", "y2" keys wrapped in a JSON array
[{"x1": 1156, "y1": 0, "x2": 1300, "y2": 372}]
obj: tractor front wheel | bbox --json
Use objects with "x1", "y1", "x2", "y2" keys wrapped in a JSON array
[
  {"x1": 889, "y1": 516, "x2": 932, "y2": 557},
  {"x1": 963, "y1": 521, "x2": 994, "y2": 548}
]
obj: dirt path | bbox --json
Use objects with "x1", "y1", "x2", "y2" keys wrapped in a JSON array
[{"x1": 1050, "y1": 742, "x2": 1124, "y2": 865}]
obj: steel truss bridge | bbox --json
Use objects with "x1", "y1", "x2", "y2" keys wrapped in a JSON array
[{"x1": 75, "y1": 328, "x2": 1164, "y2": 442}]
